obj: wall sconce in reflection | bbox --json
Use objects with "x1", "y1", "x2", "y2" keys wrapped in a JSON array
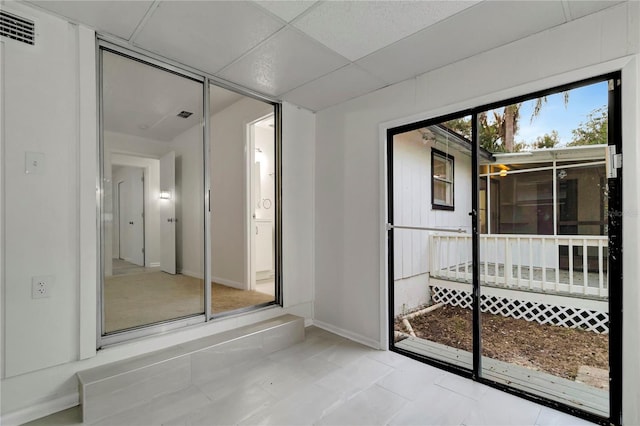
[
  {"x1": 160, "y1": 190, "x2": 171, "y2": 200},
  {"x1": 499, "y1": 169, "x2": 508, "y2": 177}
]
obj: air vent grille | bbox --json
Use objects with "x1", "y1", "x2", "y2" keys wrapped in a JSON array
[
  {"x1": 1, "y1": 10, "x2": 35, "y2": 46},
  {"x1": 177, "y1": 111, "x2": 193, "y2": 119}
]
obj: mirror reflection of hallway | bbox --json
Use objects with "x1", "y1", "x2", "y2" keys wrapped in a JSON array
[
  {"x1": 101, "y1": 50, "x2": 279, "y2": 338},
  {"x1": 101, "y1": 50, "x2": 205, "y2": 334}
]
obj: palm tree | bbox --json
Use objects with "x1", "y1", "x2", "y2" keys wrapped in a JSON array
[{"x1": 480, "y1": 93, "x2": 569, "y2": 152}]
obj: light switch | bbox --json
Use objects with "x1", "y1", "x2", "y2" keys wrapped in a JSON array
[{"x1": 25, "y1": 152, "x2": 45, "y2": 175}]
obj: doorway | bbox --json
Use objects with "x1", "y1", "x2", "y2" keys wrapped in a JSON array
[
  {"x1": 114, "y1": 166, "x2": 145, "y2": 270},
  {"x1": 248, "y1": 114, "x2": 276, "y2": 297}
]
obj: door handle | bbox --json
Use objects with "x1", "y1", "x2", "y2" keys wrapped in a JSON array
[
  {"x1": 129, "y1": 221, "x2": 134, "y2": 225},
  {"x1": 168, "y1": 218, "x2": 173, "y2": 223}
]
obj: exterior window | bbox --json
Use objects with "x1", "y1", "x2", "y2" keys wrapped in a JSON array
[{"x1": 431, "y1": 149, "x2": 454, "y2": 210}]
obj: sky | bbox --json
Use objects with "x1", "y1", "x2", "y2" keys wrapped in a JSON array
[{"x1": 494, "y1": 80, "x2": 608, "y2": 147}]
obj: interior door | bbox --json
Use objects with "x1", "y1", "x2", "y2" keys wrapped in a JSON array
[
  {"x1": 129, "y1": 168, "x2": 145, "y2": 266},
  {"x1": 160, "y1": 151, "x2": 176, "y2": 274}
]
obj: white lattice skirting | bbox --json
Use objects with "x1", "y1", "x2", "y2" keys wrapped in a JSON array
[{"x1": 431, "y1": 286, "x2": 609, "y2": 334}]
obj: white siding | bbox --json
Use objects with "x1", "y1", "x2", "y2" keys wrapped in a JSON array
[{"x1": 392, "y1": 130, "x2": 472, "y2": 313}]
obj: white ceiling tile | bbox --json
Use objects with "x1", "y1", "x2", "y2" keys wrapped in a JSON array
[
  {"x1": 566, "y1": 0, "x2": 624, "y2": 20},
  {"x1": 357, "y1": 1, "x2": 567, "y2": 85},
  {"x1": 27, "y1": 0, "x2": 153, "y2": 40},
  {"x1": 283, "y1": 65, "x2": 387, "y2": 111},
  {"x1": 218, "y1": 27, "x2": 349, "y2": 97},
  {"x1": 253, "y1": 0, "x2": 318, "y2": 22},
  {"x1": 134, "y1": 1, "x2": 284, "y2": 74},
  {"x1": 292, "y1": 1, "x2": 479, "y2": 61},
  {"x1": 103, "y1": 51, "x2": 203, "y2": 142}
]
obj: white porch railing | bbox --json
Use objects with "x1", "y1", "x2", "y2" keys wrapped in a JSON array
[{"x1": 430, "y1": 234, "x2": 609, "y2": 298}]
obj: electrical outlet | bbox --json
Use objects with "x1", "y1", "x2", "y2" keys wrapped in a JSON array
[{"x1": 32, "y1": 276, "x2": 54, "y2": 299}]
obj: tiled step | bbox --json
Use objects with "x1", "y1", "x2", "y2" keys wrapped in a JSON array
[{"x1": 77, "y1": 314, "x2": 304, "y2": 423}]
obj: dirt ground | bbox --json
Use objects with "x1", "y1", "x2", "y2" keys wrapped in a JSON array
[{"x1": 396, "y1": 305, "x2": 608, "y2": 384}]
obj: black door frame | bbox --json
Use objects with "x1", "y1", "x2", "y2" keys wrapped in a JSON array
[{"x1": 386, "y1": 72, "x2": 622, "y2": 426}]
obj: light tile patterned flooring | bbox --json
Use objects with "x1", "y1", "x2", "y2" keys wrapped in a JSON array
[{"x1": 26, "y1": 327, "x2": 595, "y2": 426}]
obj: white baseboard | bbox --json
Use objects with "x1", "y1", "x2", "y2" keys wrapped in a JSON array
[
  {"x1": 179, "y1": 269, "x2": 204, "y2": 280},
  {"x1": 212, "y1": 276, "x2": 246, "y2": 290},
  {"x1": 149, "y1": 262, "x2": 160, "y2": 268},
  {"x1": 1, "y1": 392, "x2": 79, "y2": 426},
  {"x1": 312, "y1": 320, "x2": 381, "y2": 349}
]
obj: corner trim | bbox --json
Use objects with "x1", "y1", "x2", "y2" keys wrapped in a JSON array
[{"x1": 311, "y1": 319, "x2": 381, "y2": 349}]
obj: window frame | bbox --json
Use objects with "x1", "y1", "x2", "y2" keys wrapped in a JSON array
[{"x1": 431, "y1": 148, "x2": 455, "y2": 211}]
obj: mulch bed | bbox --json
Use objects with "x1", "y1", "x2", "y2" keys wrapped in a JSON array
[{"x1": 395, "y1": 305, "x2": 608, "y2": 382}]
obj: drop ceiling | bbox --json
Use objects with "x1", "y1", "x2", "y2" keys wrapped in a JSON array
[{"x1": 27, "y1": 0, "x2": 624, "y2": 112}]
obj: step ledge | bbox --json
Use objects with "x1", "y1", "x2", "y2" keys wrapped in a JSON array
[
  {"x1": 77, "y1": 314, "x2": 304, "y2": 423},
  {"x1": 78, "y1": 314, "x2": 302, "y2": 386}
]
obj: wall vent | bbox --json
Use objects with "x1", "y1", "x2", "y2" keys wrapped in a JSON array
[{"x1": 0, "y1": 10, "x2": 35, "y2": 46}]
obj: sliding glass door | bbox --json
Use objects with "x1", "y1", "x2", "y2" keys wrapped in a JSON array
[
  {"x1": 98, "y1": 44, "x2": 281, "y2": 345},
  {"x1": 388, "y1": 75, "x2": 622, "y2": 423},
  {"x1": 389, "y1": 115, "x2": 474, "y2": 370},
  {"x1": 478, "y1": 81, "x2": 612, "y2": 418},
  {"x1": 208, "y1": 83, "x2": 278, "y2": 316}
]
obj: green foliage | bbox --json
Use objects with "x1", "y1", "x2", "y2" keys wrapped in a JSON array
[
  {"x1": 533, "y1": 130, "x2": 560, "y2": 149},
  {"x1": 568, "y1": 106, "x2": 608, "y2": 146},
  {"x1": 478, "y1": 111, "x2": 503, "y2": 152},
  {"x1": 443, "y1": 117, "x2": 472, "y2": 140}
]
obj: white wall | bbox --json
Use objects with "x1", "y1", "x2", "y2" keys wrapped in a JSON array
[
  {"x1": 314, "y1": 3, "x2": 640, "y2": 423},
  {"x1": 169, "y1": 124, "x2": 204, "y2": 279},
  {"x1": 210, "y1": 97, "x2": 273, "y2": 288},
  {"x1": 0, "y1": 5, "x2": 315, "y2": 424},
  {"x1": 2, "y1": 2, "x2": 87, "y2": 378},
  {"x1": 282, "y1": 103, "x2": 315, "y2": 309}
]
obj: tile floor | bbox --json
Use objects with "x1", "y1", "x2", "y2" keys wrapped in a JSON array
[{"x1": 26, "y1": 327, "x2": 596, "y2": 426}]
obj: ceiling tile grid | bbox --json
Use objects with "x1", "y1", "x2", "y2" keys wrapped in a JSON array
[
  {"x1": 282, "y1": 64, "x2": 388, "y2": 111},
  {"x1": 356, "y1": 0, "x2": 568, "y2": 86},
  {"x1": 22, "y1": 0, "x2": 630, "y2": 112},
  {"x1": 292, "y1": 0, "x2": 479, "y2": 61},
  {"x1": 218, "y1": 26, "x2": 349, "y2": 97},
  {"x1": 132, "y1": 1, "x2": 285, "y2": 75},
  {"x1": 564, "y1": 0, "x2": 624, "y2": 21},
  {"x1": 253, "y1": 0, "x2": 318, "y2": 23}
]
